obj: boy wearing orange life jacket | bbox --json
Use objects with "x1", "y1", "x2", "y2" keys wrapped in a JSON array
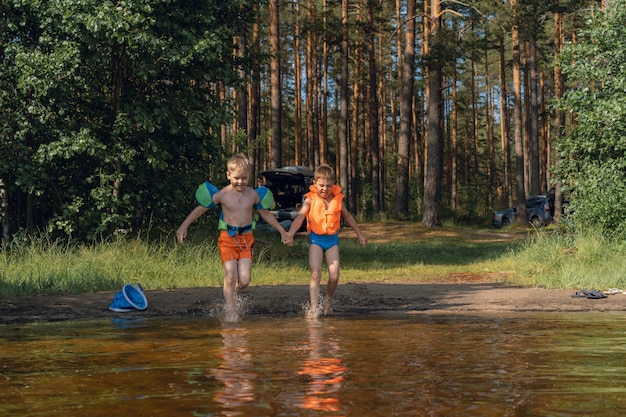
[{"x1": 287, "y1": 164, "x2": 367, "y2": 317}]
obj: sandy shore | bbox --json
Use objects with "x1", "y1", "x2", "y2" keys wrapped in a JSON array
[{"x1": 2, "y1": 281, "x2": 625, "y2": 325}]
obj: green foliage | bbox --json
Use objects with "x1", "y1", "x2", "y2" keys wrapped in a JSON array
[
  {"x1": 1, "y1": 0, "x2": 259, "y2": 240},
  {"x1": 556, "y1": 2, "x2": 626, "y2": 239}
]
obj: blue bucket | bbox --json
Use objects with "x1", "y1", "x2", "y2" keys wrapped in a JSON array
[{"x1": 109, "y1": 284, "x2": 148, "y2": 312}]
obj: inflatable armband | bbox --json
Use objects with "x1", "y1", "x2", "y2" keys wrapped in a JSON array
[
  {"x1": 195, "y1": 181, "x2": 219, "y2": 208},
  {"x1": 255, "y1": 186, "x2": 275, "y2": 210}
]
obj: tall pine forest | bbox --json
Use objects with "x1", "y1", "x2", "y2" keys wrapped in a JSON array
[{"x1": 0, "y1": 0, "x2": 620, "y2": 241}]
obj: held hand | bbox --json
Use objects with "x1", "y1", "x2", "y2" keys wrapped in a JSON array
[{"x1": 280, "y1": 231, "x2": 293, "y2": 246}]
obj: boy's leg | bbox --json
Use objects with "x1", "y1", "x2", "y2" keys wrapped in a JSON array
[
  {"x1": 236, "y1": 258, "x2": 253, "y2": 291},
  {"x1": 324, "y1": 246, "x2": 340, "y2": 315},
  {"x1": 308, "y1": 244, "x2": 325, "y2": 314},
  {"x1": 219, "y1": 231, "x2": 254, "y2": 312},
  {"x1": 222, "y1": 260, "x2": 239, "y2": 311}
]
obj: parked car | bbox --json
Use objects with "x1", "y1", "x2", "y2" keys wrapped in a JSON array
[
  {"x1": 491, "y1": 206, "x2": 517, "y2": 228},
  {"x1": 491, "y1": 195, "x2": 555, "y2": 228},
  {"x1": 259, "y1": 166, "x2": 314, "y2": 228}
]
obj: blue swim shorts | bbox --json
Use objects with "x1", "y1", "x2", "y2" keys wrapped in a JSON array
[{"x1": 309, "y1": 231, "x2": 339, "y2": 251}]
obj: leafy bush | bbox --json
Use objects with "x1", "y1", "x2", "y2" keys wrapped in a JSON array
[
  {"x1": 0, "y1": 0, "x2": 256, "y2": 241},
  {"x1": 556, "y1": 2, "x2": 626, "y2": 239}
]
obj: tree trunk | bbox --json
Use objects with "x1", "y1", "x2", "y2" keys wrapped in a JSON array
[
  {"x1": 320, "y1": 0, "x2": 329, "y2": 165},
  {"x1": 293, "y1": 1, "x2": 302, "y2": 166},
  {"x1": 394, "y1": 0, "x2": 415, "y2": 219},
  {"x1": 388, "y1": 0, "x2": 400, "y2": 179},
  {"x1": 450, "y1": 71, "x2": 458, "y2": 211},
  {"x1": 311, "y1": 2, "x2": 320, "y2": 167},
  {"x1": 306, "y1": 0, "x2": 317, "y2": 167},
  {"x1": 422, "y1": 0, "x2": 443, "y2": 227},
  {"x1": 523, "y1": 56, "x2": 530, "y2": 195},
  {"x1": 511, "y1": 0, "x2": 527, "y2": 221},
  {"x1": 378, "y1": 18, "x2": 387, "y2": 212},
  {"x1": 528, "y1": 33, "x2": 540, "y2": 196},
  {"x1": 250, "y1": 6, "x2": 261, "y2": 170},
  {"x1": 498, "y1": 31, "x2": 511, "y2": 205},
  {"x1": 471, "y1": 59, "x2": 479, "y2": 186},
  {"x1": 423, "y1": 65, "x2": 444, "y2": 227},
  {"x1": 485, "y1": 51, "x2": 495, "y2": 210},
  {"x1": 350, "y1": 0, "x2": 362, "y2": 211},
  {"x1": 553, "y1": 9, "x2": 564, "y2": 221},
  {"x1": 351, "y1": 59, "x2": 360, "y2": 212},
  {"x1": 540, "y1": 70, "x2": 549, "y2": 194},
  {"x1": 367, "y1": 0, "x2": 380, "y2": 214},
  {"x1": 339, "y1": 0, "x2": 350, "y2": 194},
  {"x1": 269, "y1": 0, "x2": 281, "y2": 168}
]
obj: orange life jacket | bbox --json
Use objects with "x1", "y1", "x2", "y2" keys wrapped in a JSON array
[{"x1": 305, "y1": 184, "x2": 344, "y2": 235}]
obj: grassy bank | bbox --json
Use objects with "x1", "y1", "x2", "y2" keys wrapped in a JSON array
[
  {"x1": 1, "y1": 223, "x2": 625, "y2": 297},
  {"x1": 507, "y1": 230, "x2": 626, "y2": 290}
]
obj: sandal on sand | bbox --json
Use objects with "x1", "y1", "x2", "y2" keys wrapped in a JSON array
[
  {"x1": 586, "y1": 290, "x2": 607, "y2": 299},
  {"x1": 571, "y1": 290, "x2": 589, "y2": 298},
  {"x1": 603, "y1": 288, "x2": 622, "y2": 295}
]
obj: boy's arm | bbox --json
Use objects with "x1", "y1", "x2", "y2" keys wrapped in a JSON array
[
  {"x1": 341, "y1": 206, "x2": 367, "y2": 246},
  {"x1": 176, "y1": 205, "x2": 209, "y2": 244},
  {"x1": 286, "y1": 199, "x2": 310, "y2": 239},
  {"x1": 257, "y1": 209, "x2": 292, "y2": 245},
  {"x1": 287, "y1": 213, "x2": 306, "y2": 238}
]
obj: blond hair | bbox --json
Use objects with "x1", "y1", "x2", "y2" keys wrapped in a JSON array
[
  {"x1": 314, "y1": 164, "x2": 335, "y2": 183},
  {"x1": 226, "y1": 154, "x2": 252, "y2": 173}
]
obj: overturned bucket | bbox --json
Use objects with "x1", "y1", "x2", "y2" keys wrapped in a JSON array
[{"x1": 109, "y1": 284, "x2": 148, "y2": 312}]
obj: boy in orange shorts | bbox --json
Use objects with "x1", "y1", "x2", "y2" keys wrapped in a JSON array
[
  {"x1": 286, "y1": 164, "x2": 367, "y2": 317},
  {"x1": 176, "y1": 154, "x2": 291, "y2": 316}
]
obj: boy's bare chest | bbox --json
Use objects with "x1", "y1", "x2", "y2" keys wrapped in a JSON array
[{"x1": 222, "y1": 192, "x2": 255, "y2": 209}]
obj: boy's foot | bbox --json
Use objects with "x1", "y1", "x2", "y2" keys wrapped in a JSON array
[
  {"x1": 306, "y1": 299, "x2": 321, "y2": 319},
  {"x1": 223, "y1": 306, "x2": 239, "y2": 322},
  {"x1": 323, "y1": 297, "x2": 333, "y2": 316},
  {"x1": 306, "y1": 308, "x2": 320, "y2": 319},
  {"x1": 223, "y1": 293, "x2": 246, "y2": 322}
]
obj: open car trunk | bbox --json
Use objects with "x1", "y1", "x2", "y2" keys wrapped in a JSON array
[{"x1": 260, "y1": 166, "x2": 314, "y2": 223}]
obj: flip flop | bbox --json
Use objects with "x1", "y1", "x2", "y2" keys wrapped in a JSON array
[
  {"x1": 571, "y1": 290, "x2": 589, "y2": 298},
  {"x1": 586, "y1": 290, "x2": 607, "y2": 299}
]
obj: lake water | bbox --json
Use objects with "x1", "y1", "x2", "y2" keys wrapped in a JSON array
[{"x1": 2, "y1": 312, "x2": 626, "y2": 416}]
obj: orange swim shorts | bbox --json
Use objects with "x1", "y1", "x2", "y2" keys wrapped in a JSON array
[{"x1": 217, "y1": 230, "x2": 255, "y2": 263}]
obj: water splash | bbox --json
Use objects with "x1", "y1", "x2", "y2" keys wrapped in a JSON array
[
  {"x1": 303, "y1": 295, "x2": 326, "y2": 319},
  {"x1": 219, "y1": 291, "x2": 249, "y2": 323}
]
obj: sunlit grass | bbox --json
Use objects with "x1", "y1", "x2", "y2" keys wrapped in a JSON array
[
  {"x1": 507, "y1": 229, "x2": 626, "y2": 290},
  {"x1": 2, "y1": 223, "x2": 624, "y2": 297},
  {"x1": 0, "y1": 232, "x2": 225, "y2": 296}
]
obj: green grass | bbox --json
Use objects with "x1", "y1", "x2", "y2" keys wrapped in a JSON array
[
  {"x1": 1, "y1": 223, "x2": 624, "y2": 297},
  {"x1": 505, "y1": 229, "x2": 626, "y2": 289}
]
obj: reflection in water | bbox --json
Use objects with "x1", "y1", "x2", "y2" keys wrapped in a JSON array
[
  {"x1": 3, "y1": 314, "x2": 626, "y2": 416},
  {"x1": 297, "y1": 319, "x2": 347, "y2": 414},
  {"x1": 110, "y1": 316, "x2": 147, "y2": 329},
  {"x1": 211, "y1": 324, "x2": 256, "y2": 416}
]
